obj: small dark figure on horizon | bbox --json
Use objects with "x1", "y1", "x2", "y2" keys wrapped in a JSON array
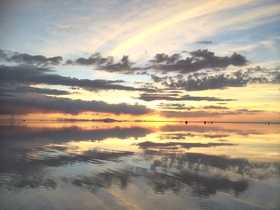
[
  {"x1": 204, "y1": 121, "x2": 206, "y2": 124},
  {"x1": 185, "y1": 121, "x2": 188, "y2": 124}
]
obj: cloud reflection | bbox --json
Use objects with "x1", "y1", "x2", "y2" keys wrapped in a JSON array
[
  {"x1": 137, "y1": 141, "x2": 235, "y2": 150},
  {"x1": 0, "y1": 125, "x2": 152, "y2": 142},
  {"x1": 0, "y1": 123, "x2": 279, "y2": 210}
]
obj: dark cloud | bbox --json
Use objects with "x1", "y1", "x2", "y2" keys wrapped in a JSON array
[
  {"x1": 6, "y1": 50, "x2": 275, "y2": 86},
  {"x1": 158, "y1": 133, "x2": 189, "y2": 140},
  {"x1": 203, "y1": 105, "x2": 228, "y2": 110},
  {"x1": 203, "y1": 134, "x2": 229, "y2": 138},
  {"x1": 0, "y1": 65, "x2": 152, "y2": 92},
  {"x1": 189, "y1": 73, "x2": 248, "y2": 90},
  {"x1": 193, "y1": 72, "x2": 251, "y2": 91},
  {"x1": 0, "y1": 49, "x2": 62, "y2": 66},
  {"x1": 157, "y1": 103, "x2": 194, "y2": 110},
  {"x1": 65, "y1": 53, "x2": 112, "y2": 66},
  {"x1": 150, "y1": 53, "x2": 180, "y2": 64},
  {"x1": 195, "y1": 41, "x2": 213, "y2": 45},
  {"x1": 101, "y1": 55, "x2": 142, "y2": 74},
  {"x1": 0, "y1": 84, "x2": 70, "y2": 96},
  {"x1": 151, "y1": 74, "x2": 163, "y2": 82},
  {"x1": 157, "y1": 104, "x2": 229, "y2": 112},
  {"x1": 0, "y1": 92, "x2": 14, "y2": 97},
  {"x1": 0, "y1": 49, "x2": 8, "y2": 60},
  {"x1": 66, "y1": 54, "x2": 143, "y2": 74},
  {"x1": 0, "y1": 95, "x2": 153, "y2": 115},
  {"x1": 247, "y1": 66, "x2": 280, "y2": 85},
  {"x1": 137, "y1": 93, "x2": 234, "y2": 102},
  {"x1": 149, "y1": 49, "x2": 247, "y2": 74},
  {"x1": 270, "y1": 69, "x2": 280, "y2": 83},
  {"x1": 235, "y1": 109, "x2": 264, "y2": 115},
  {"x1": 66, "y1": 49, "x2": 248, "y2": 75},
  {"x1": 150, "y1": 66, "x2": 279, "y2": 91}
]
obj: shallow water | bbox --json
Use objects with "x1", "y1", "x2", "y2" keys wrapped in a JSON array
[{"x1": 0, "y1": 121, "x2": 279, "y2": 209}]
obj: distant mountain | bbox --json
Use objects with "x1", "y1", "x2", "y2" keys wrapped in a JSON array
[{"x1": 103, "y1": 118, "x2": 117, "y2": 122}]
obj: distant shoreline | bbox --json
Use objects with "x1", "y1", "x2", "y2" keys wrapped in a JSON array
[{"x1": 1, "y1": 119, "x2": 279, "y2": 125}]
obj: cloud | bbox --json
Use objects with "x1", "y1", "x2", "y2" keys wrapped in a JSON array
[
  {"x1": 157, "y1": 104, "x2": 229, "y2": 112},
  {"x1": 195, "y1": 41, "x2": 213, "y2": 45},
  {"x1": 0, "y1": 49, "x2": 62, "y2": 66},
  {"x1": 270, "y1": 68, "x2": 280, "y2": 83},
  {"x1": 158, "y1": 133, "x2": 195, "y2": 140},
  {"x1": 246, "y1": 66, "x2": 280, "y2": 84},
  {"x1": 65, "y1": 52, "x2": 111, "y2": 66},
  {"x1": 0, "y1": 49, "x2": 8, "y2": 60},
  {"x1": 101, "y1": 55, "x2": 143, "y2": 74},
  {"x1": 203, "y1": 106, "x2": 228, "y2": 110},
  {"x1": 203, "y1": 134, "x2": 229, "y2": 139},
  {"x1": 2, "y1": 49, "x2": 145, "y2": 75},
  {"x1": 65, "y1": 49, "x2": 249, "y2": 75},
  {"x1": 66, "y1": 54, "x2": 143, "y2": 74},
  {"x1": 150, "y1": 67, "x2": 279, "y2": 91},
  {"x1": 0, "y1": 95, "x2": 153, "y2": 115},
  {"x1": 235, "y1": 109, "x2": 264, "y2": 115},
  {"x1": 158, "y1": 103, "x2": 194, "y2": 110},
  {"x1": 160, "y1": 109, "x2": 264, "y2": 118},
  {"x1": 0, "y1": 84, "x2": 70, "y2": 96},
  {"x1": 0, "y1": 65, "x2": 152, "y2": 92},
  {"x1": 149, "y1": 49, "x2": 247, "y2": 74},
  {"x1": 161, "y1": 111, "x2": 226, "y2": 118},
  {"x1": 137, "y1": 93, "x2": 234, "y2": 102}
]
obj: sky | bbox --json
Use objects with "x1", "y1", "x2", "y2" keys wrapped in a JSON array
[{"x1": 0, "y1": 0, "x2": 279, "y2": 122}]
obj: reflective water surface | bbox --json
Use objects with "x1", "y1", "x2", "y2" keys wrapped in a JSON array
[{"x1": 0, "y1": 121, "x2": 279, "y2": 209}]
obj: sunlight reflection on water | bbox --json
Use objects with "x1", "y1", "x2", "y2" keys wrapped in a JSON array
[{"x1": 0, "y1": 122, "x2": 279, "y2": 209}]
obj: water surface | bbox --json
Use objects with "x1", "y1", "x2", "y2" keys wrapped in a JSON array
[{"x1": 0, "y1": 121, "x2": 279, "y2": 209}]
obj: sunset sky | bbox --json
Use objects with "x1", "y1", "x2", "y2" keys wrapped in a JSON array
[{"x1": 0, "y1": 0, "x2": 279, "y2": 122}]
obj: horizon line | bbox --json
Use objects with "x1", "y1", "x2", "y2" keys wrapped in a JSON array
[{"x1": 1, "y1": 118, "x2": 279, "y2": 125}]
